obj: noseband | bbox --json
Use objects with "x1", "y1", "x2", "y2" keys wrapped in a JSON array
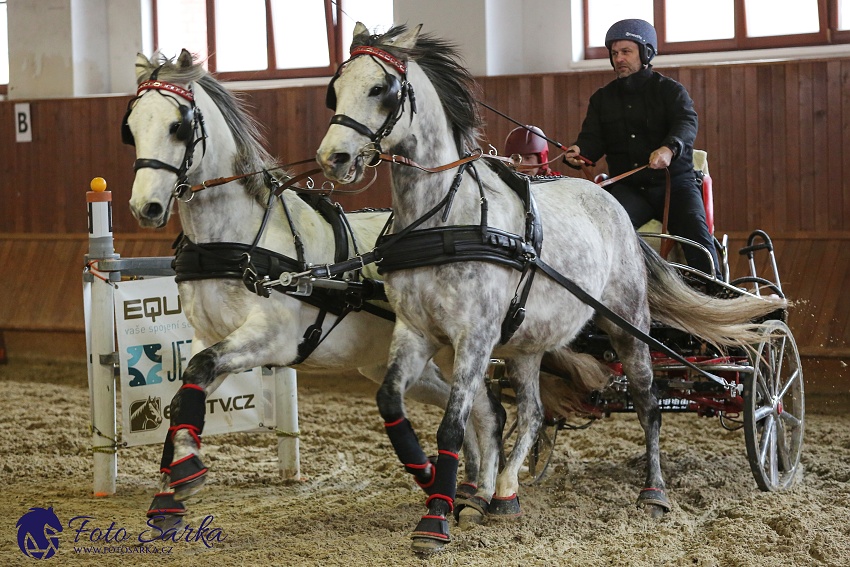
[
  {"x1": 123, "y1": 77, "x2": 208, "y2": 202},
  {"x1": 326, "y1": 45, "x2": 416, "y2": 164}
]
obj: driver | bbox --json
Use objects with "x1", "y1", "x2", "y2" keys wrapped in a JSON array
[{"x1": 564, "y1": 19, "x2": 720, "y2": 277}]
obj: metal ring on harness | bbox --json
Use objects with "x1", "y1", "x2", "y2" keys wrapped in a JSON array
[{"x1": 174, "y1": 183, "x2": 194, "y2": 202}]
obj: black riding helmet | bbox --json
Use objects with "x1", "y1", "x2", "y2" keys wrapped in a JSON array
[{"x1": 605, "y1": 18, "x2": 657, "y2": 67}]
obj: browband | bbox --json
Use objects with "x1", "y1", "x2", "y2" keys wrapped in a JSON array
[
  {"x1": 136, "y1": 80, "x2": 195, "y2": 102},
  {"x1": 349, "y1": 46, "x2": 407, "y2": 75}
]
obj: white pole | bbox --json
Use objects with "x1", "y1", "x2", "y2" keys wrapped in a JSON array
[
  {"x1": 85, "y1": 177, "x2": 118, "y2": 496},
  {"x1": 275, "y1": 367, "x2": 301, "y2": 479}
]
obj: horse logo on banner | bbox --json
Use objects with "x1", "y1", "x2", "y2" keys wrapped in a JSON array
[{"x1": 130, "y1": 396, "x2": 163, "y2": 432}]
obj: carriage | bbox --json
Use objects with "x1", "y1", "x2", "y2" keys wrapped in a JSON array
[{"x1": 491, "y1": 227, "x2": 804, "y2": 494}]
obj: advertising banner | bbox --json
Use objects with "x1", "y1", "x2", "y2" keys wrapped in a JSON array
[{"x1": 113, "y1": 278, "x2": 274, "y2": 447}]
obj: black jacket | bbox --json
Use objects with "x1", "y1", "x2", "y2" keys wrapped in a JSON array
[{"x1": 574, "y1": 67, "x2": 698, "y2": 187}]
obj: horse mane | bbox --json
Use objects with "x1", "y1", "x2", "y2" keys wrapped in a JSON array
[
  {"x1": 136, "y1": 52, "x2": 280, "y2": 201},
  {"x1": 352, "y1": 26, "x2": 484, "y2": 152}
]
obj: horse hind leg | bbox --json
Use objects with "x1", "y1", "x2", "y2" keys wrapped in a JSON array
[
  {"x1": 488, "y1": 355, "x2": 544, "y2": 519},
  {"x1": 455, "y1": 381, "x2": 506, "y2": 528},
  {"x1": 602, "y1": 321, "x2": 671, "y2": 517}
]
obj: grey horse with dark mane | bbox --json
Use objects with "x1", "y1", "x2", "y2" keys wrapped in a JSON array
[{"x1": 316, "y1": 23, "x2": 786, "y2": 553}]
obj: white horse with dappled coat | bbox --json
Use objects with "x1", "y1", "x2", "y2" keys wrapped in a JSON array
[
  {"x1": 316, "y1": 23, "x2": 787, "y2": 554},
  {"x1": 123, "y1": 49, "x2": 500, "y2": 524}
]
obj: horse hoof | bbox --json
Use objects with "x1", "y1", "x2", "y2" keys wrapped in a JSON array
[
  {"x1": 410, "y1": 514, "x2": 449, "y2": 554},
  {"x1": 488, "y1": 493, "x2": 522, "y2": 519},
  {"x1": 168, "y1": 454, "x2": 208, "y2": 501},
  {"x1": 411, "y1": 536, "x2": 448, "y2": 555},
  {"x1": 457, "y1": 507, "x2": 486, "y2": 529},
  {"x1": 454, "y1": 494, "x2": 489, "y2": 527},
  {"x1": 636, "y1": 487, "x2": 671, "y2": 517},
  {"x1": 146, "y1": 493, "x2": 186, "y2": 530}
]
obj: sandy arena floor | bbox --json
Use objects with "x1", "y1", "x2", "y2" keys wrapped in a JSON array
[{"x1": 0, "y1": 357, "x2": 848, "y2": 566}]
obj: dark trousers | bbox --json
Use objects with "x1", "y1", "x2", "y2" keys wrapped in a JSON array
[{"x1": 608, "y1": 175, "x2": 720, "y2": 276}]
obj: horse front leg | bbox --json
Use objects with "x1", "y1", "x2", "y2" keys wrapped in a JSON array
[
  {"x1": 375, "y1": 325, "x2": 437, "y2": 495},
  {"x1": 407, "y1": 341, "x2": 495, "y2": 554},
  {"x1": 147, "y1": 340, "x2": 231, "y2": 526},
  {"x1": 455, "y1": 381, "x2": 505, "y2": 528},
  {"x1": 490, "y1": 354, "x2": 544, "y2": 518}
]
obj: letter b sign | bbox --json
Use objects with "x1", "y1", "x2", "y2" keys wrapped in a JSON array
[{"x1": 15, "y1": 103, "x2": 32, "y2": 142}]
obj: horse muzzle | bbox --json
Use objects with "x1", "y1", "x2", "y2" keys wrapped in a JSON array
[{"x1": 315, "y1": 148, "x2": 364, "y2": 185}]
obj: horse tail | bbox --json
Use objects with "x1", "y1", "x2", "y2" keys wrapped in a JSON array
[
  {"x1": 539, "y1": 349, "x2": 611, "y2": 418},
  {"x1": 640, "y1": 238, "x2": 787, "y2": 348}
]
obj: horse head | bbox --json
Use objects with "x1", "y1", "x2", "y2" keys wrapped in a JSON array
[
  {"x1": 125, "y1": 49, "x2": 209, "y2": 228},
  {"x1": 317, "y1": 23, "x2": 425, "y2": 184}
]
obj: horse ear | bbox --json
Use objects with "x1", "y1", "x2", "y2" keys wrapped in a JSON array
[
  {"x1": 178, "y1": 49, "x2": 194, "y2": 69},
  {"x1": 135, "y1": 53, "x2": 150, "y2": 83},
  {"x1": 353, "y1": 21, "x2": 369, "y2": 40},
  {"x1": 386, "y1": 23, "x2": 422, "y2": 49}
]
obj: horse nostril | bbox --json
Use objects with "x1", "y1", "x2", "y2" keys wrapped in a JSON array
[
  {"x1": 329, "y1": 152, "x2": 351, "y2": 167},
  {"x1": 143, "y1": 202, "x2": 164, "y2": 219}
]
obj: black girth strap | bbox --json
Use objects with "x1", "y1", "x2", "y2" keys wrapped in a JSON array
[
  {"x1": 173, "y1": 237, "x2": 303, "y2": 285},
  {"x1": 376, "y1": 225, "x2": 534, "y2": 274}
]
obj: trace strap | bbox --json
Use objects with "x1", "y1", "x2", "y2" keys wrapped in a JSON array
[{"x1": 532, "y1": 255, "x2": 733, "y2": 390}]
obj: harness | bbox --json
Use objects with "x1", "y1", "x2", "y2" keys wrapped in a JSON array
[
  {"x1": 309, "y1": 44, "x2": 740, "y2": 390},
  {"x1": 172, "y1": 190, "x2": 394, "y2": 365}
]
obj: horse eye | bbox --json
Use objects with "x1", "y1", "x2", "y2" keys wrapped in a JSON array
[
  {"x1": 169, "y1": 122, "x2": 180, "y2": 135},
  {"x1": 369, "y1": 85, "x2": 384, "y2": 97}
]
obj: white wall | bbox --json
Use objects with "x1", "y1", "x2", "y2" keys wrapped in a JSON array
[
  {"x1": 393, "y1": 0, "x2": 488, "y2": 76},
  {"x1": 7, "y1": 0, "x2": 146, "y2": 99}
]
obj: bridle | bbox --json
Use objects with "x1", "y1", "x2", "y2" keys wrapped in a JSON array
[
  {"x1": 325, "y1": 45, "x2": 417, "y2": 165},
  {"x1": 122, "y1": 74, "x2": 208, "y2": 204}
]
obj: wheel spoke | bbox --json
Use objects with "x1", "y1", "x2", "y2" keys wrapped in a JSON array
[
  {"x1": 768, "y1": 427, "x2": 779, "y2": 485},
  {"x1": 759, "y1": 414, "x2": 776, "y2": 466},
  {"x1": 779, "y1": 410, "x2": 802, "y2": 429},
  {"x1": 754, "y1": 404, "x2": 774, "y2": 423},
  {"x1": 775, "y1": 417, "x2": 791, "y2": 472},
  {"x1": 776, "y1": 367, "x2": 800, "y2": 400}
]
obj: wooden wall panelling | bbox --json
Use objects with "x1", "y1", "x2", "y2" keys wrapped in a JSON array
[
  {"x1": 811, "y1": 62, "x2": 830, "y2": 231},
  {"x1": 755, "y1": 65, "x2": 775, "y2": 232},
  {"x1": 826, "y1": 60, "x2": 844, "y2": 231},
  {"x1": 798, "y1": 62, "x2": 816, "y2": 230},
  {"x1": 843, "y1": 61, "x2": 850, "y2": 227}
]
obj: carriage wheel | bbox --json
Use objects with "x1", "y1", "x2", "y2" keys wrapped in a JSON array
[{"x1": 742, "y1": 319, "x2": 804, "y2": 491}]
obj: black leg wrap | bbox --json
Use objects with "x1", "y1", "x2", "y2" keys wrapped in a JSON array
[
  {"x1": 429, "y1": 451, "x2": 459, "y2": 501},
  {"x1": 489, "y1": 493, "x2": 522, "y2": 517},
  {"x1": 160, "y1": 432, "x2": 174, "y2": 474},
  {"x1": 411, "y1": 455, "x2": 437, "y2": 493},
  {"x1": 385, "y1": 417, "x2": 429, "y2": 483},
  {"x1": 170, "y1": 384, "x2": 206, "y2": 433}
]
